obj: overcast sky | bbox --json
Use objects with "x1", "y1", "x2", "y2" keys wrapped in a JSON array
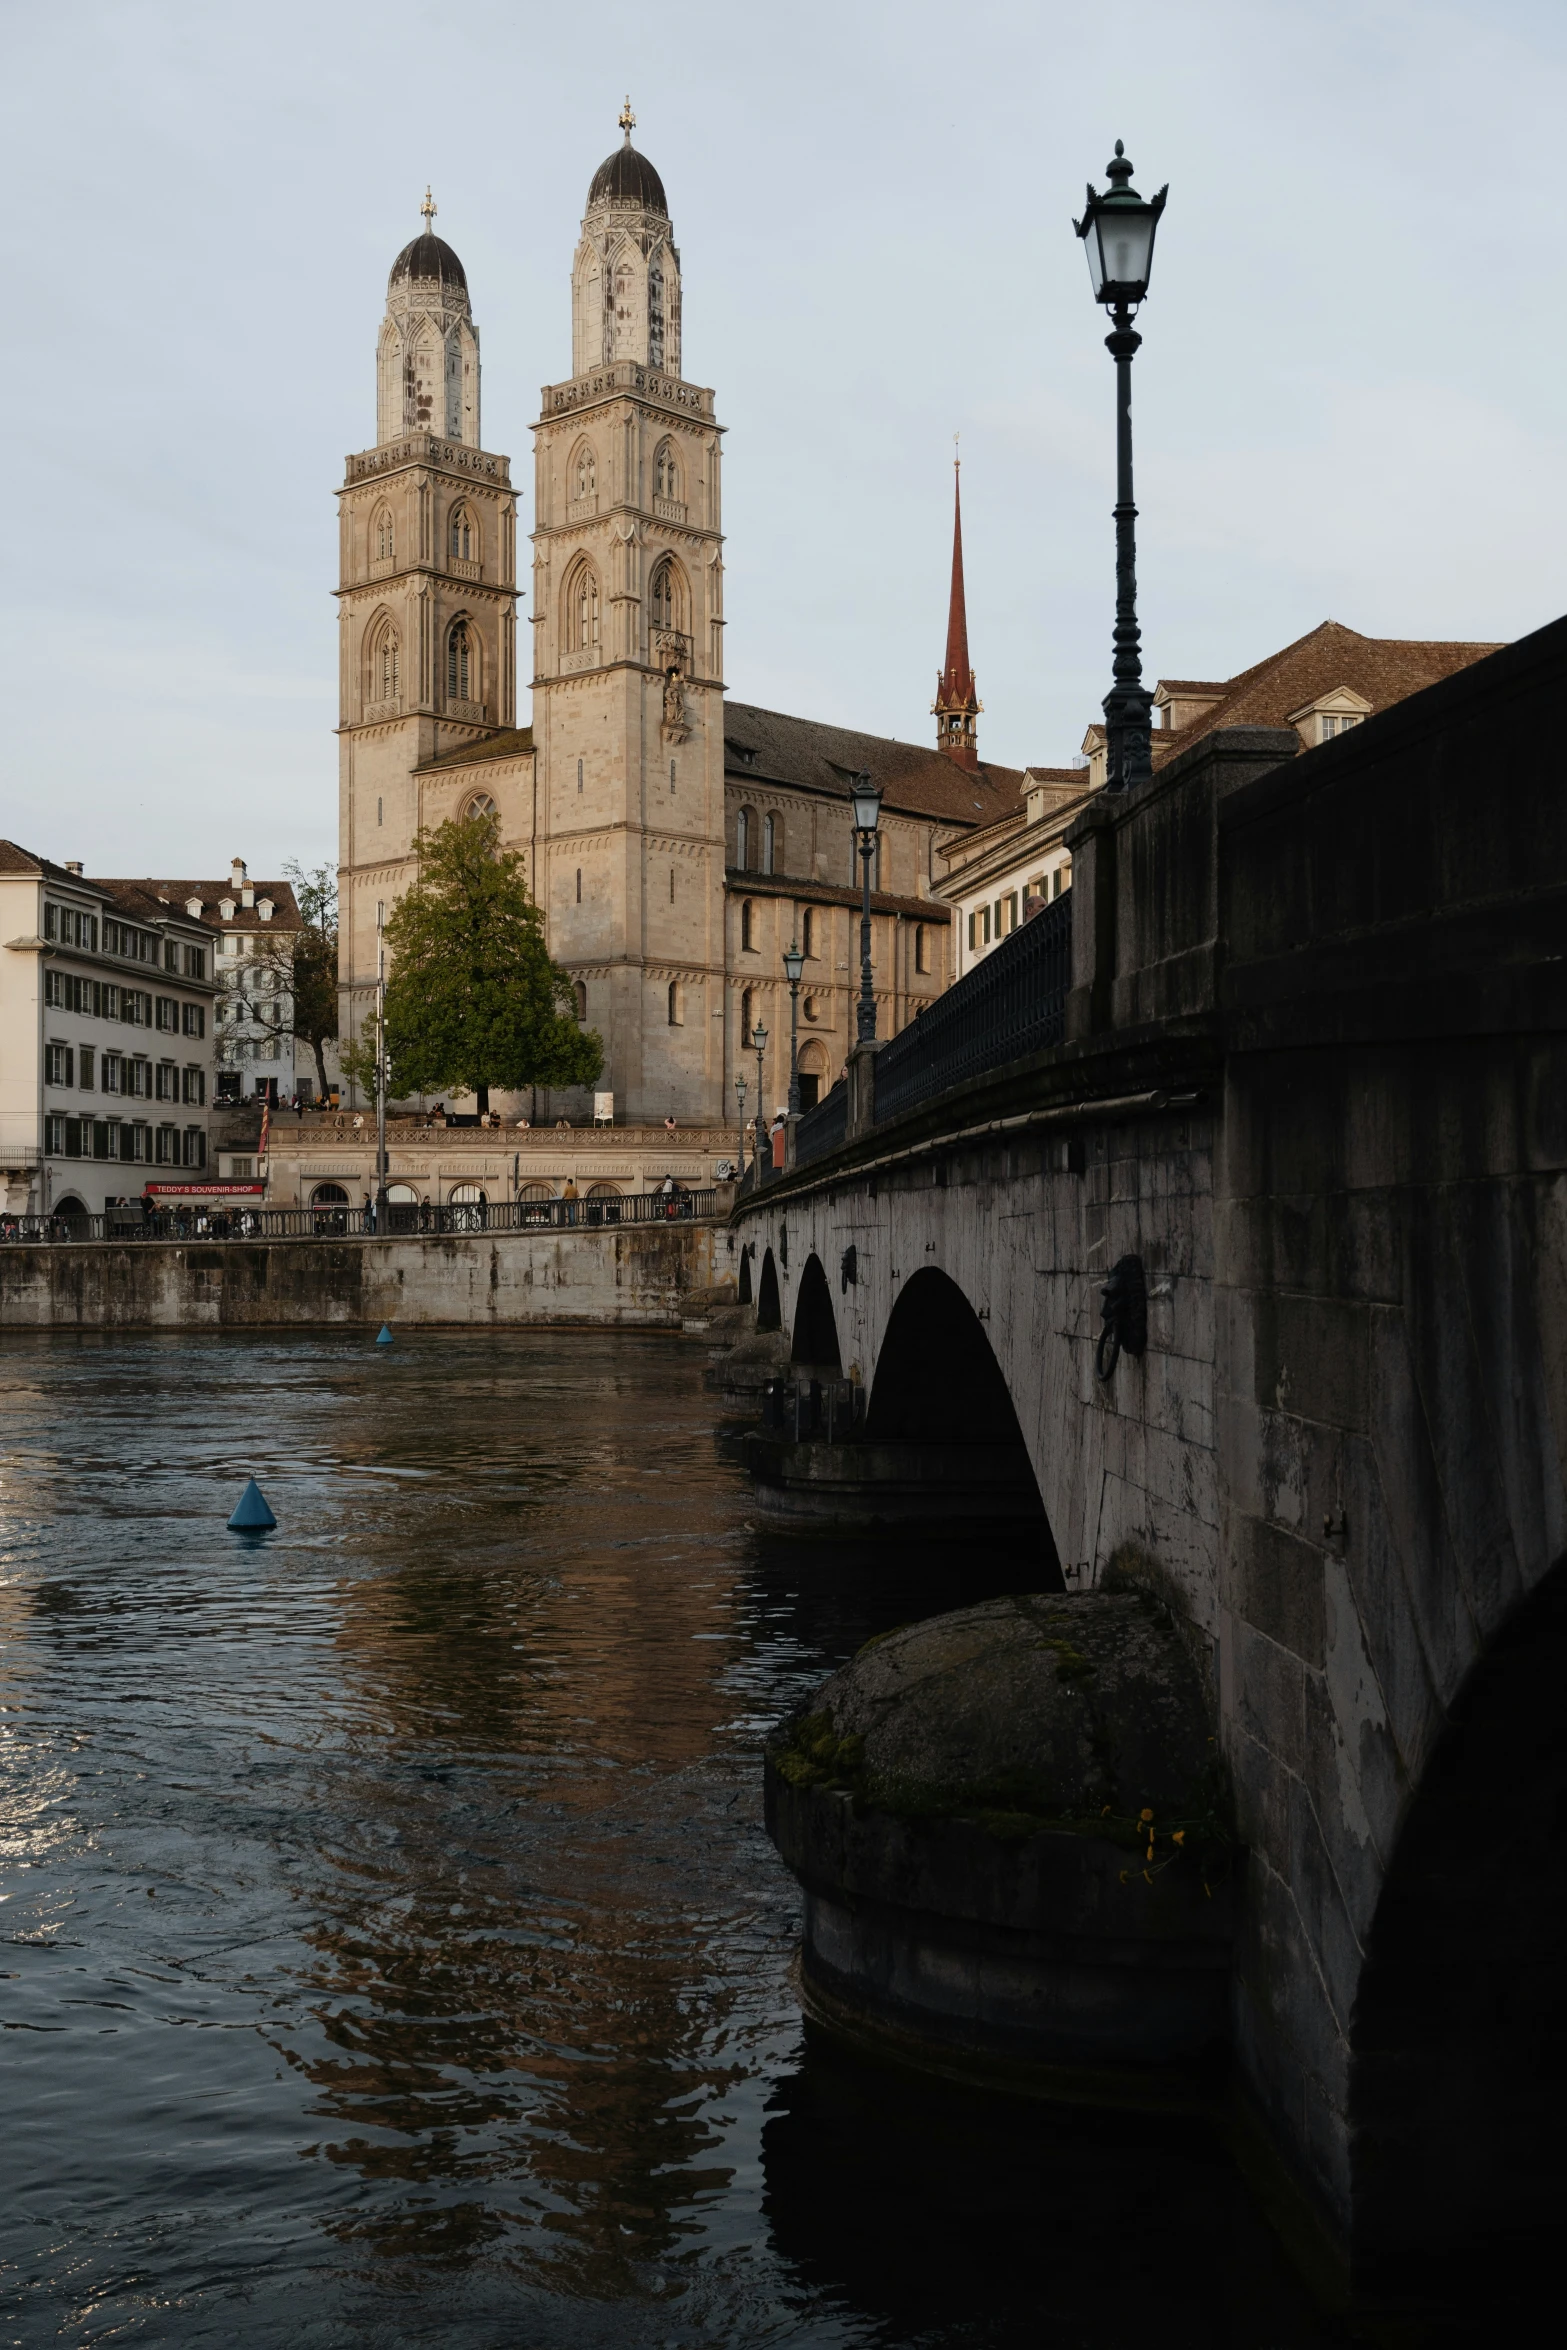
[{"x1": 1, "y1": 0, "x2": 1563, "y2": 876}]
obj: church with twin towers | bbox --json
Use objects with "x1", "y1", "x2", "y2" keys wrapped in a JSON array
[{"x1": 336, "y1": 108, "x2": 1028, "y2": 1123}]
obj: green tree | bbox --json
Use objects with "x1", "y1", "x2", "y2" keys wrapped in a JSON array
[{"x1": 360, "y1": 812, "x2": 601, "y2": 1114}]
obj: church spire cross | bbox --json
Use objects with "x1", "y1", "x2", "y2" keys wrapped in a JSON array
[
  {"x1": 619, "y1": 95, "x2": 636, "y2": 140},
  {"x1": 933, "y1": 444, "x2": 982, "y2": 769},
  {"x1": 420, "y1": 185, "x2": 437, "y2": 230}
]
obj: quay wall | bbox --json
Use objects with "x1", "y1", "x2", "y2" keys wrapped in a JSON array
[{"x1": 0, "y1": 1223, "x2": 733, "y2": 1330}]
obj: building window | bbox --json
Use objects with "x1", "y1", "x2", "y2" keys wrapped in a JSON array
[
  {"x1": 650, "y1": 559, "x2": 675, "y2": 633},
  {"x1": 577, "y1": 758, "x2": 584, "y2": 794},
  {"x1": 669, "y1": 867, "x2": 676, "y2": 904},
  {"x1": 45, "y1": 1043, "x2": 73, "y2": 1087},
  {"x1": 464, "y1": 791, "x2": 497, "y2": 821},
  {"x1": 736, "y1": 807, "x2": 755, "y2": 870},
  {"x1": 449, "y1": 503, "x2": 476, "y2": 563},
  {"x1": 377, "y1": 796, "x2": 383, "y2": 827},
  {"x1": 155, "y1": 1125, "x2": 177, "y2": 1164},
  {"x1": 155, "y1": 997, "x2": 178, "y2": 1033},
  {"x1": 447, "y1": 619, "x2": 472, "y2": 702},
  {"x1": 183, "y1": 1128, "x2": 207, "y2": 1168},
  {"x1": 565, "y1": 559, "x2": 601, "y2": 654},
  {"x1": 79, "y1": 1047, "x2": 96, "y2": 1090},
  {"x1": 803, "y1": 994, "x2": 819, "y2": 1024},
  {"x1": 914, "y1": 923, "x2": 929, "y2": 975},
  {"x1": 372, "y1": 621, "x2": 400, "y2": 704},
  {"x1": 572, "y1": 442, "x2": 596, "y2": 501},
  {"x1": 102, "y1": 1053, "x2": 124, "y2": 1094},
  {"x1": 802, "y1": 907, "x2": 816, "y2": 958},
  {"x1": 667, "y1": 980, "x2": 683, "y2": 1025},
  {"x1": 741, "y1": 987, "x2": 754, "y2": 1045},
  {"x1": 762, "y1": 813, "x2": 780, "y2": 876},
  {"x1": 669, "y1": 760, "x2": 676, "y2": 792},
  {"x1": 1320, "y1": 712, "x2": 1361, "y2": 741},
  {"x1": 184, "y1": 945, "x2": 206, "y2": 981},
  {"x1": 155, "y1": 1061, "x2": 178, "y2": 1102},
  {"x1": 655, "y1": 441, "x2": 679, "y2": 502},
  {"x1": 45, "y1": 1114, "x2": 66, "y2": 1155},
  {"x1": 128, "y1": 1057, "x2": 152, "y2": 1097},
  {"x1": 741, "y1": 899, "x2": 755, "y2": 952},
  {"x1": 573, "y1": 981, "x2": 588, "y2": 1021},
  {"x1": 374, "y1": 507, "x2": 394, "y2": 563},
  {"x1": 182, "y1": 1003, "x2": 205, "y2": 1037},
  {"x1": 183, "y1": 1067, "x2": 206, "y2": 1106},
  {"x1": 575, "y1": 868, "x2": 582, "y2": 903}
]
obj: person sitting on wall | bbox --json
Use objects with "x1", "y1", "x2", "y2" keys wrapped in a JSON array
[
  {"x1": 514, "y1": 1117, "x2": 531, "y2": 1129},
  {"x1": 554, "y1": 1117, "x2": 571, "y2": 1130},
  {"x1": 664, "y1": 1116, "x2": 678, "y2": 1135}
]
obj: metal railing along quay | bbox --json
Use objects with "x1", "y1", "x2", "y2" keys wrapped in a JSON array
[{"x1": 0, "y1": 1190, "x2": 719, "y2": 1246}]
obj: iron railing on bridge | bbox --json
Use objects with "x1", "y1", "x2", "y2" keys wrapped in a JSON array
[
  {"x1": 0, "y1": 1189, "x2": 719, "y2": 1247},
  {"x1": 791, "y1": 1078, "x2": 849, "y2": 1172},
  {"x1": 873, "y1": 889, "x2": 1072, "y2": 1126}
]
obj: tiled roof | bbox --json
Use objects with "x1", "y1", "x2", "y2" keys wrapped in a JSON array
[
  {"x1": 0, "y1": 838, "x2": 83, "y2": 885},
  {"x1": 724, "y1": 702, "x2": 1026, "y2": 828},
  {"x1": 416, "y1": 727, "x2": 536, "y2": 774},
  {"x1": 723, "y1": 869, "x2": 951, "y2": 922},
  {"x1": 1150, "y1": 621, "x2": 1503, "y2": 768},
  {"x1": 119, "y1": 880, "x2": 305, "y2": 933}
]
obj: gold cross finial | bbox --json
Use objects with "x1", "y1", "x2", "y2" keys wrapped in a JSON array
[
  {"x1": 619, "y1": 95, "x2": 636, "y2": 138},
  {"x1": 420, "y1": 185, "x2": 436, "y2": 230}
]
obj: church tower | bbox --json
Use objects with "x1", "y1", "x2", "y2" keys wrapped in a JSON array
[
  {"x1": 528, "y1": 106, "x2": 726, "y2": 1124},
  {"x1": 336, "y1": 196, "x2": 521, "y2": 1062},
  {"x1": 933, "y1": 455, "x2": 982, "y2": 768}
]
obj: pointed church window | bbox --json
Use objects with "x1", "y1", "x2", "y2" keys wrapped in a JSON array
[
  {"x1": 447, "y1": 621, "x2": 472, "y2": 703},
  {"x1": 573, "y1": 443, "x2": 597, "y2": 502},
  {"x1": 736, "y1": 808, "x2": 753, "y2": 871},
  {"x1": 762, "y1": 814, "x2": 779, "y2": 876},
  {"x1": 375, "y1": 625, "x2": 400, "y2": 704},
  {"x1": 650, "y1": 560, "x2": 674, "y2": 632},
  {"x1": 655, "y1": 442, "x2": 679, "y2": 502},
  {"x1": 741, "y1": 899, "x2": 755, "y2": 952},
  {"x1": 374, "y1": 508, "x2": 395, "y2": 563},
  {"x1": 449, "y1": 504, "x2": 475, "y2": 563},
  {"x1": 566, "y1": 562, "x2": 601, "y2": 654}
]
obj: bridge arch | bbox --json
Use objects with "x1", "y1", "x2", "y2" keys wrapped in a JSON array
[
  {"x1": 738, "y1": 1244, "x2": 753, "y2": 1306},
  {"x1": 1349, "y1": 1552, "x2": 1567, "y2": 2302},
  {"x1": 867, "y1": 1267, "x2": 1063, "y2": 1585},
  {"x1": 755, "y1": 1247, "x2": 782, "y2": 1333},
  {"x1": 790, "y1": 1253, "x2": 841, "y2": 1373}
]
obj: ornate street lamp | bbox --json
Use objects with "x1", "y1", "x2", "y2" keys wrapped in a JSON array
[
  {"x1": 782, "y1": 938, "x2": 804, "y2": 1116},
  {"x1": 1074, "y1": 141, "x2": 1168, "y2": 795},
  {"x1": 849, "y1": 773, "x2": 883, "y2": 1042},
  {"x1": 734, "y1": 1071, "x2": 748, "y2": 1183},
  {"x1": 752, "y1": 1020, "x2": 768, "y2": 1173}
]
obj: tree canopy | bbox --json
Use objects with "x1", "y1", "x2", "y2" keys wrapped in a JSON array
[
  {"x1": 250, "y1": 859, "x2": 338, "y2": 1102},
  {"x1": 350, "y1": 813, "x2": 601, "y2": 1113}
]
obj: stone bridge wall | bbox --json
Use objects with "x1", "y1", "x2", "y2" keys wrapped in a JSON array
[{"x1": 733, "y1": 614, "x2": 1567, "y2": 2283}]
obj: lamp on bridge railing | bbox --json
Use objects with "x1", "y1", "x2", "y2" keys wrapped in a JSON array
[
  {"x1": 782, "y1": 939, "x2": 804, "y2": 1117},
  {"x1": 733, "y1": 1071, "x2": 748, "y2": 1182},
  {"x1": 849, "y1": 772, "x2": 883, "y2": 1042},
  {"x1": 1074, "y1": 141, "x2": 1167, "y2": 796},
  {"x1": 752, "y1": 1020, "x2": 768, "y2": 1174}
]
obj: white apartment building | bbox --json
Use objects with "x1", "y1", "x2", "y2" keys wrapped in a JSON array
[
  {"x1": 937, "y1": 769, "x2": 1090, "y2": 979},
  {"x1": 147, "y1": 860, "x2": 309, "y2": 1104},
  {"x1": 0, "y1": 842, "x2": 217, "y2": 1217}
]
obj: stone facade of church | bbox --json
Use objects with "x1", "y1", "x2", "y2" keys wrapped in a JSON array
[{"x1": 337, "y1": 126, "x2": 1026, "y2": 1124}]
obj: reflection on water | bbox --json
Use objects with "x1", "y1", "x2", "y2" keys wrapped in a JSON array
[{"x1": 0, "y1": 1333, "x2": 1337, "y2": 2346}]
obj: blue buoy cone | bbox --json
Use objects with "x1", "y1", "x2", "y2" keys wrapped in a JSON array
[
  {"x1": 376, "y1": 1323, "x2": 394, "y2": 1346},
  {"x1": 227, "y1": 1478, "x2": 277, "y2": 1532}
]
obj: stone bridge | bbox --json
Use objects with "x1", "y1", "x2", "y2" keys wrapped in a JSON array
[{"x1": 729, "y1": 616, "x2": 1567, "y2": 2299}]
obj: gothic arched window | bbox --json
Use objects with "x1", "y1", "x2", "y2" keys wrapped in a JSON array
[
  {"x1": 802, "y1": 907, "x2": 816, "y2": 958},
  {"x1": 741, "y1": 899, "x2": 755, "y2": 952},
  {"x1": 449, "y1": 503, "x2": 475, "y2": 563},
  {"x1": 373, "y1": 506, "x2": 394, "y2": 564},
  {"x1": 572, "y1": 441, "x2": 597, "y2": 502},
  {"x1": 655, "y1": 440, "x2": 679, "y2": 502},
  {"x1": 464, "y1": 792, "x2": 497, "y2": 823},
  {"x1": 564, "y1": 560, "x2": 601, "y2": 655},
  {"x1": 763, "y1": 814, "x2": 780, "y2": 876},
  {"x1": 447, "y1": 620, "x2": 472, "y2": 703},
  {"x1": 667, "y1": 980, "x2": 682, "y2": 1026},
  {"x1": 370, "y1": 618, "x2": 400, "y2": 707},
  {"x1": 741, "y1": 988, "x2": 754, "y2": 1047},
  {"x1": 649, "y1": 265, "x2": 665, "y2": 370},
  {"x1": 650, "y1": 559, "x2": 674, "y2": 633},
  {"x1": 736, "y1": 807, "x2": 755, "y2": 871},
  {"x1": 573, "y1": 980, "x2": 588, "y2": 1021}
]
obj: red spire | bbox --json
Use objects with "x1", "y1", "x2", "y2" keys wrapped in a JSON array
[{"x1": 933, "y1": 451, "x2": 981, "y2": 768}]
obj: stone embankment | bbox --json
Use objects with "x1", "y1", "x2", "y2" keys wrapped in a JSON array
[{"x1": 0, "y1": 1223, "x2": 735, "y2": 1330}]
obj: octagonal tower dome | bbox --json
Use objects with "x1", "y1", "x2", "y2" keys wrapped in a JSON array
[
  {"x1": 572, "y1": 104, "x2": 681, "y2": 379},
  {"x1": 376, "y1": 190, "x2": 480, "y2": 447}
]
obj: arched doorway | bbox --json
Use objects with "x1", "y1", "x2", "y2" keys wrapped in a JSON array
[
  {"x1": 797, "y1": 1040, "x2": 829, "y2": 1113},
  {"x1": 311, "y1": 1181, "x2": 350, "y2": 1234},
  {"x1": 791, "y1": 1253, "x2": 841, "y2": 1373},
  {"x1": 756, "y1": 1248, "x2": 782, "y2": 1332},
  {"x1": 447, "y1": 1182, "x2": 487, "y2": 1231},
  {"x1": 1349, "y1": 1554, "x2": 1567, "y2": 2310}
]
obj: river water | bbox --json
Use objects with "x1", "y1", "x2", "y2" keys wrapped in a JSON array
[{"x1": 0, "y1": 1332, "x2": 1337, "y2": 2348}]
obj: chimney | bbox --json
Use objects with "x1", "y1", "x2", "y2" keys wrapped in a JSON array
[
  {"x1": 230, "y1": 857, "x2": 246, "y2": 892},
  {"x1": 64, "y1": 860, "x2": 83, "y2": 876}
]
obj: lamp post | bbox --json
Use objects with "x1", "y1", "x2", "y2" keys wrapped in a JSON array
[
  {"x1": 374, "y1": 902, "x2": 388, "y2": 1224},
  {"x1": 850, "y1": 772, "x2": 883, "y2": 1042},
  {"x1": 1074, "y1": 142, "x2": 1167, "y2": 795},
  {"x1": 782, "y1": 938, "x2": 804, "y2": 1116},
  {"x1": 734, "y1": 1071, "x2": 748, "y2": 1183},
  {"x1": 752, "y1": 1020, "x2": 768, "y2": 1176}
]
